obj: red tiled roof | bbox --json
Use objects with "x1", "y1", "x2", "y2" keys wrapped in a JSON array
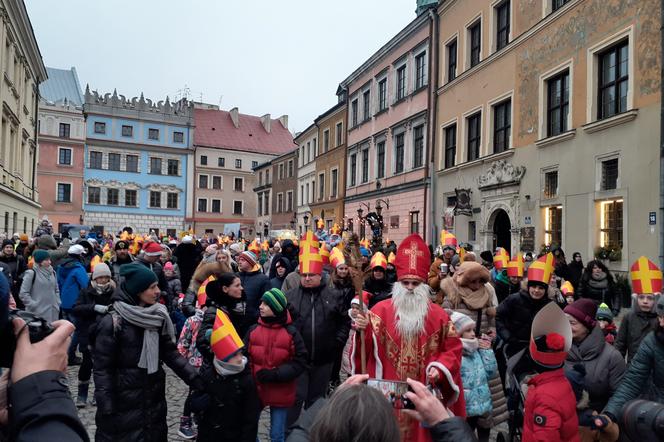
[{"x1": 194, "y1": 108, "x2": 295, "y2": 155}]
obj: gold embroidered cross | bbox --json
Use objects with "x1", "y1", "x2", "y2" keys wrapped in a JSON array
[{"x1": 404, "y1": 241, "x2": 423, "y2": 269}]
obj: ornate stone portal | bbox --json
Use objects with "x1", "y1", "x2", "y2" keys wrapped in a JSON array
[{"x1": 477, "y1": 159, "x2": 526, "y2": 190}]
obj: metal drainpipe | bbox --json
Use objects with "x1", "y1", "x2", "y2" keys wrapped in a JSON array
[
  {"x1": 660, "y1": 0, "x2": 664, "y2": 269},
  {"x1": 426, "y1": 7, "x2": 440, "y2": 244}
]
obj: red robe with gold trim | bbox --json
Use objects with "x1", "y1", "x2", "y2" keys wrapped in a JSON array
[{"x1": 352, "y1": 299, "x2": 465, "y2": 442}]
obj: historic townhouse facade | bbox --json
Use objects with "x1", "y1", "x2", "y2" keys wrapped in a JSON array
[
  {"x1": 434, "y1": 0, "x2": 660, "y2": 271},
  {"x1": 339, "y1": 6, "x2": 437, "y2": 245},
  {"x1": 294, "y1": 124, "x2": 317, "y2": 233},
  {"x1": 270, "y1": 148, "x2": 298, "y2": 232},
  {"x1": 82, "y1": 89, "x2": 193, "y2": 236},
  {"x1": 37, "y1": 66, "x2": 84, "y2": 230},
  {"x1": 309, "y1": 101, "x2": 347, "y2": 230},
  {"x1": 191, "y1": 105, "x2": 293, "y2": 237},
  {"x1": 253, "y1": 160, "x2": 272, "y2": 240},
  {"x1": 0, "y1": 0, "x2": 46, "y2": 235}
]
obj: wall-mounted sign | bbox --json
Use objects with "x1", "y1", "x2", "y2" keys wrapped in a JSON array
[
  {"x1": 454, "y1": 188, "x2": 473, "y2": 216},
  {"x1": 524, "y1": 216, "x2": 532, "y2": 225},
  {"x1": 649, "y1": 212, "x2": 656, "y2": 225}
]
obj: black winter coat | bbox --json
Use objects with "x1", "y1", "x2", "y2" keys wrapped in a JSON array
[
  {"x1": 0, "y1": 252, "x2": 26, "y2": 296},
  {"x1": 72, "y1": 283, "x2": 114, "y2": 348},
  {"x1": 286, "y1": 283, "x2": 350, "y2": 365},
  {"x1": 238, "y1": 269, "x2": 271, "y2": 323},
  {"x1": 191, "y1": 363, "x2": 260, "y2": 442},
  {"x1": 197, "y1": 301, "x2": 248, "y2": 363},
  {"x1": 577, "y1": 273, "x2": 619, "y2": 313},
  {"x1": 496, "y1": 290, "x2": 550, "y2": 357},
  {"x1": 7, "y1": 370, "x2": 89, "y2": 442},
  {"x1": 329, "y1": 275, "x2": 355, "y2": 310},
  {"x1": 568, "y1": 261, "x2": 584, "y2": 291},
  {"x1": 93, "y1": 287, "x2": 200, "y2": 442},
  {"x1": 173, "y1": 243, "x2": 201, "y2": 292},
  {"x1": 614, "y1": 306, "x2": 658, "y2": 363},
  {"x1": 363, "y1": 276, "x2": 393, "y2": 309}
]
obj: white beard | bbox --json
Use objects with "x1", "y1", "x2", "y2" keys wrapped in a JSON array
[{"x1": 391, "y1": 282, "x2": 431, "y2": 340}]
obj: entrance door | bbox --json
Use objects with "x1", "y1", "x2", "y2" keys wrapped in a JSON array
[{"x1": 492, "y1": 209, "x2": 511, "y2": 252}]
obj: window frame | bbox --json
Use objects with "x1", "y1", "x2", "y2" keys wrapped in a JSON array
[
  {"x1": 466, "y1": 112, "x2": 482, "y2": 162},
  {"x1": 200, "y1": 155, "x2": 208, "y2": 166},
  {"x1": 446, "y1": 38, "x2": 458, "y2": 82},
  {"x1": 57, "y1": 147, "x2": 72, "y2": 166},
  {"x1": 413, "y1": 124, "x2": 425, "y2": 169},
  {"x1": 597, "y1": 40, "x2": 629, "y2": 120},
  {"x1": 233, "y1": 177, "x2": 244, "y2": 192},
  {"x1": 287, "y1": 190, "x2": 293, "y2": 212},
  {"x1": 149, "y1": 191, "x2": 161, "y2": 208},
  {"x1": 330, "y1": 168, "x2": 338, "y2": 198},
  {"x1": 443, "y1": 123, "x2": 457, "y2": 169},
  {"x1": 126, "y1": 154, "x2": 139, "y2": 173},
  {"x1": 121, "y1": 125, "x2": 133, "y2": 137},
  {"x1": 415, "y1": 51, "x2": 427, "y2": 90},
  {"x1": 376, "y1": 140, "x2": 386, "y2": 179},
  {"x1": 599, "y1": 199, "x2": 623, "y2": 250},
  {"x1": 198, "y1": 174, "x2": 209, "y2": 189},
  {"x1": 349, "y1": 153, "x2": 357, "y2": 187},
  {"x1": 494, "y1": 0, "x2": 511, "y2": 52},
  {"x1": 547, "y1": 70, "x2": 570, "y2": 137},
  {"x1": 318, "y1": 172, "x2": 325, "y2": 200},
  {"x1": 335, "y1": 121, "x2": 344, "y2": 146},
  {"x1": 108, "y1": 153, "x2": 121, "y2": 171},
  {"x1": 218, "y1": 157, "x2": 225, "y2": 167},
  {"x1": 394, "y1": 132, "x2": 405, "y2": 174},
  {"x1": 351, "y1": 98, "x2": 359, "y2": 127},
  {"x1": 58, "y1": 123, "x2": 70, "y2": 139},
  {"x1": 544, "y1": 205, "x2": 563, "y2": 247},
  {"x1": 148, "y1": 128, "x2": 160, "y2": 141},
  {"x1": 212, "y1": 175, "x2": 222, "y2": 190},
  {"x1": 543, "y1": 169, "x2": 559, "y2": 199},
  {"x1": 93, "y1": 121, "x2": 106, "y2": 134},
  {"x1": 467, "y1": 19, "x2": 482, "y2": 68},
  {"x1": 124, "y1": 189, "x2": 137, "y2": 207},
  {"x1": 56, "y1": 182, "x2": 72, "y2": 203},
  {"x1": 377, "y1": 77, "x2": 387, "y2": 112},
  {"x1": 89, "y1": 151, "x2": 103, "y2": 169},
  {"x1": 197, "y1": 198, "x2": 208, "y2": 213},
  {"x1": 233, "y1": 200, "x2": 243, "y2": 215},
  {"x1": 362, "y1": 89, "x2": 371, "y2": 121},
  {"x1": 87, "y1": 186, "x2": 101, "y2": 204},
  {"x1": 107, "y1": 188, "x2": 119, "y2": 206},
  {"x1": 167, "y1": 159, "x2": 179, "y2": 176},
  {"x1": 166, "y1": 192, "x2": 178, "y2": 209},
  {"x1": 600, "y1": 158, "x2": 619, "y2": 191},
  {"x1": 492, "y1": 99, "x2": 511, "y2": 154},
  {"x1": 323, "y1": 129, "x2": 330, "y2": 152},
  {"x1": 173, "y1": 131, "x2": 184, "y2": 143},
  {"x1": 396, "y1": 64, "x2": 407, "y2": 101},
  {"x1": 149, "y1": 157, "x2": 162, "y2": 175},
  {"x1": 211, "y1": 199, "x2": 221, "y2": 213},
  {"x1": 361, "y1": 148, "x2": 369, "y2": 183},
  {"x1": 235, "y1": 159, "x2": 242, "y2": 169}
]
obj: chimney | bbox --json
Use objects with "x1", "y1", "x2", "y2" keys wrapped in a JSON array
[
  {"x1": 229, "y1": 107, "x2": 240, "y2": 128},
  {"x1": 260, "y1": 114, "x2": 271, "y2": 133},
  {"x1": 278, "y1": 115, "x2": 288, "y2": 129}
]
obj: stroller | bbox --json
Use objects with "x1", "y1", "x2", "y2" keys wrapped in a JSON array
[{"x1": 495, "y1": 345, "x2": 535, "y2": 442}]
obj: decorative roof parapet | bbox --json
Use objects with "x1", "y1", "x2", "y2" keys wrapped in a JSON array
[{"x1": 84, "y1": 85, "x2": 193, "y2": 119}]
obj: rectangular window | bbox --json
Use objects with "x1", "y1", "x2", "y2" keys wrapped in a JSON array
[
  {"x1": 200, "y1": 155, "x2": 208, "y2": 166},
  {"x1": 107, "y1": 188, "x2": 119, "y2": 206},
  {"x1": 108, "y1": 153, "x2": 121, "y2": 171},
  {"x1": 121, "y1": 125, "x2": 133, "y2": 137},
  {"x1": 89, "y1": 151, "x2": 103, "y2": 169},
  {"x1": 415, "y1": 52, "x2": 426, "y2": 89},
  {"x1": 361, "y1": 149, "x2": 369, "y2": 183},
  {"x1": 319, "y1": 173, "x2": 325, "y2": 199},
  {"x1": 331, "y1": 169, "x2": 338, "y2": 198},
  {"x1": 444, "y1": 124, "x2": 457, "y2": 168},
  {"x1": 322, "y1": 130, "x2": 329, "y2": 153},
  {"x1": 212, "y1": 176, "x2": 222, "y2": 189},
  {"x1": 351, "y1": 99, "x2": 358, "y2": 127},
  {"x1": 211, "y1": 199, "x2": 221, "y2": 213},
  {"x1": 173, "y1": 131, "x2": 184, "y2": 143},
  {"x1": 468, "y1": 221, "x2": 477, "y2": 241},
  {"x1": 350, "y1": 153, "x2": 357, "y2": 186},
  {"x1": 167, "y1": 192, "x2": 178, "y2": 209},
  {"x1": 600, "y1": 199, "x2": 623, "y2": 249},
  {"x1": 336, "y1": 122, "x2": 343, "y2": 146},
  {"x1": 396, "y1": 65, "x2": 406, "y2": 100},
  {"x1": 363, "y1": 90, "x2": 371, "y2": 121},
  {"x1": 467, "y1": 113, "x2": 481, "y2": 162},
  {"x1": 252, "y1": 161, "x2": 258, "y2": 168},
  {"x1": 378, "y1": 78, "x2": 387, "y2": 111},
  {"x1": 377, "y1": 141, "x2": 386, "y2": 178},
  {"x1": 544, "y1": 170, "x2": 559, "y2": 199},
  {"x1": 150, "y1": 157, "x2": 162, "y2": 175},
  {"x1": 126, "y1": 154, "x2": 138, "y2": 172},
  {"x1": 198, "y1": 175, "x2": 208, "y2": 189},
  {"x1": 58, "y1": 148, "x2": 72, "y2": 166},
  {"x1": 59, "y1": 123, "x2": 70, "y2": 138},
  {"x1": 395, "y1": 133, "x2": 405, "y2": 174},
  {"x1": 94, "y1": 122, "x2": 106, "y2": 134},
  {"x1": 279, "y1": 163, "x2": 284, "y2": 179},
  {"x1": 233, "y1": 201, "x2": 243, "y2": 215},
  {"x1": 265, "y1": 169, "x2": 270, "y2": 183},
  {"x1": 197, "y1": 199, "x2": 207, "y2": 212},
  {"x1": 552, "y1": 0, "x2": 570, "y2": 11},
  {"x1": 125, "y1": 189, "x2": 137, "y2": 207},
  {"x1": 150, "y1": 191, "x2": 161, "y2": 208},
  {"x1": 288, "y1": 160, "x2": 293, "y2": 177},
  {"x1": 601, "y1": 158, "x2": 619, "y2": 190},
  {"x1": 258, "y1": 194, "x2": 263, "y2": 216},
  {"x1": 409, "y1": 211, "x2": 420, "y2": 234},
  {"x1": 598, "y1": 40, "x2": 629, "y2": 120},
  {"x1": 544, "y1": 206, "x2": 563, "y2": 246},
  {"x1": 167, "y1": 159, "x2": 179, "y2": 176},
  {"x1": 88, "y1": 187, "x2": 100, "y2": 204},
  {"x1": 470, "y1": 22, "x2": 481, "y2": 67},
  {"x1": 493, "y1": 100, "x2": 511, "y2": 153},
  {"x1": 234, "y1": 177, "x2": 243, "y2": 191},
  {"x1": 277, "y1": 193, "x2": 283, "y2": 213},
  {"x1": 287, "y1": 191, "x2": 293, "y2": 211},
  {"x1": 413, "y1": 125, "x2": 424, "y2": 168},
  {"x1": 148, "y1": 128, "x2": 159, "y2": 140},
  {"x1": 547, "y1": 70, "x2": 570, "y2": 136},
  {"x1": 496, "y1": 1, "x2": 510, "y2": 51},
  {"x1": 235, "y1": 159, "x2": 242, "y2": 169},
  {"x1": 447, "y1": 39, "x2": 457, "y2": 82},
  {"x1": 264, "y1": 193, "x2": 269, "y2": 214},
  {"x1": 56, "y1": 183, "x2": 71, "y2": 203},
  {"x1": 218, "y1": 157, "x2": 225, "y2": 167}
]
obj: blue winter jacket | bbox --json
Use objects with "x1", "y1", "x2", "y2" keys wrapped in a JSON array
[
  {"x1": 56, "y1": 258, "x2": 89, "y2": 310},
  {"x1": 460, "y1": 346, "x2": 497, "y2": 417}
]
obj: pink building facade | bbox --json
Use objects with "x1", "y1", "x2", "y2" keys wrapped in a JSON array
[{"x1": 339, "y1": 10, "x2": 435, "y2": 245}]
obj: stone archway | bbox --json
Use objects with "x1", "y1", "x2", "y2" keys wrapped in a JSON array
[{"x1": 489, "y1": 208, "x2": 512, "y2": 252}]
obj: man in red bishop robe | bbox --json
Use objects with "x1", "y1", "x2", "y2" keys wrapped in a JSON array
[{"x1": 353, "y1": 234, "x2": 465, "y2": 442}]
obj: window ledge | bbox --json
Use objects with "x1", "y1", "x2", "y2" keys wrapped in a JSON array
[
  {"x1": 535, "y1": 129, "x2": 576, "y2": 148},
  {"x1": 374, "y1": 108, "x2": 388, "y2": 118},
  {"x1": 583, "y1": 110, "x2": 638, "y2": 134},
  {"x1": 437, "y1": 149, "x2": 514, "y2": 175}
]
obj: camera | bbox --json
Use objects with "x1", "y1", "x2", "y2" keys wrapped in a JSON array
[
  {"x1": 0, "y1": 310, "x2": 55, "y2": 368},
  {"x1": 621, "y1": 400, "x2": 664, "y2": 442}
]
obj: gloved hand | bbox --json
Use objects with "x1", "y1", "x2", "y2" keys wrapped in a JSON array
[
  {"x1": 256, "y1": 368, "x2": 279, "y2": 383},
  {"x1": 94, "y1": 305, "x2": 109, "y2": 314}
]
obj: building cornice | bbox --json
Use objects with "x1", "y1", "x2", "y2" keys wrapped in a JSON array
[
  {"x1": 344, "y1": 178, "x2": 429, "y2": 203},
  {"x1": 38, "y1": 135, "x2": 86, "y2": 146},
  {"x1": 0, "y1": 184, "x2": 40, "y2": 208},
  {"x1": 2, "y1": 1, "x2": 47, "y2": 82},
  {"x1": 86, "y1": 138, "x2": 194, "y2": 155}
]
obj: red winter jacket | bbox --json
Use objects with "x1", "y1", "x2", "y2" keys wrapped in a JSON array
[
  {"x1": 246, "y1": 312, "x2": 308, "y2": 407},
  {"x1": 522, "y1": 368, "x2": 580, "y2": 442}
]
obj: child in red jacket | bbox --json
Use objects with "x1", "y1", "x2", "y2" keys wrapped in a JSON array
[
  {"x1": 245, "y1": 288, "x2": 308, "y2": 442},
  {"x1": 523, "y1": 303, "x2": 579, "y2": 442}
]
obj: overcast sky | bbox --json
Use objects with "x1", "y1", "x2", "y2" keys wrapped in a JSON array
[{"x1": 26, "y1": 0, "x2": 417, "y2": 133}]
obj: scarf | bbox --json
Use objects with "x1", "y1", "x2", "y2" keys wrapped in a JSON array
[
  {"x1": 461, "y1": 338, "x2": 479, "y2": 355},
  {"x1": 35, "y1": 264, "x2": 54, "y2": 281},
  {"x1": 588, "y1": 273, "x2": 608, "y2": 290},
  {"x1": 444, "y1": 279, "x2": 491, "y2": 310},
  {"x1": 213, "y1": 356, "x2": 247, "y2": 376},
  {"x1": 113, "y1": 301, "x2": 175, "y2": 374},
  {"x1": 92, "y1": 280, "x2": 115, "y2": 295}
]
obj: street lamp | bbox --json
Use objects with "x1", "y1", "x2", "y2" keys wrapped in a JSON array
[
  {"x1": 375, "y1": 198, "x2": 389, "y2": 216},
  {"x1": 302, "y1": 210, "x2": 312, "y2": 230},
  {"x1": 357, "y1": 207, "x2": 363, "y2": 219}
]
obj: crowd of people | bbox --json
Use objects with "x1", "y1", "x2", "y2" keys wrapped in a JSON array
[{"x1": 0, "y1": 221, "x2": 662, "y2": 442}]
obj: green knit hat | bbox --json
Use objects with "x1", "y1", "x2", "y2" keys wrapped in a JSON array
[
  {"x1": 261, "y1": 288, "x2": 288, "y2": 315},
  {"x1": 119, "y1": 262, "x2": 158, "y2": 298},
  {"x1": 32, "y1": 249, "x2": 50, "y2": 264},
  {"x1": 596, "y1": 303, "x2": 614, "y2": 323}
]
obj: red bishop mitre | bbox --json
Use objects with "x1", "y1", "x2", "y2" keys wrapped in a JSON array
[{"x1": 395, "y1": 234, "x2": 430, "y2": 282}]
